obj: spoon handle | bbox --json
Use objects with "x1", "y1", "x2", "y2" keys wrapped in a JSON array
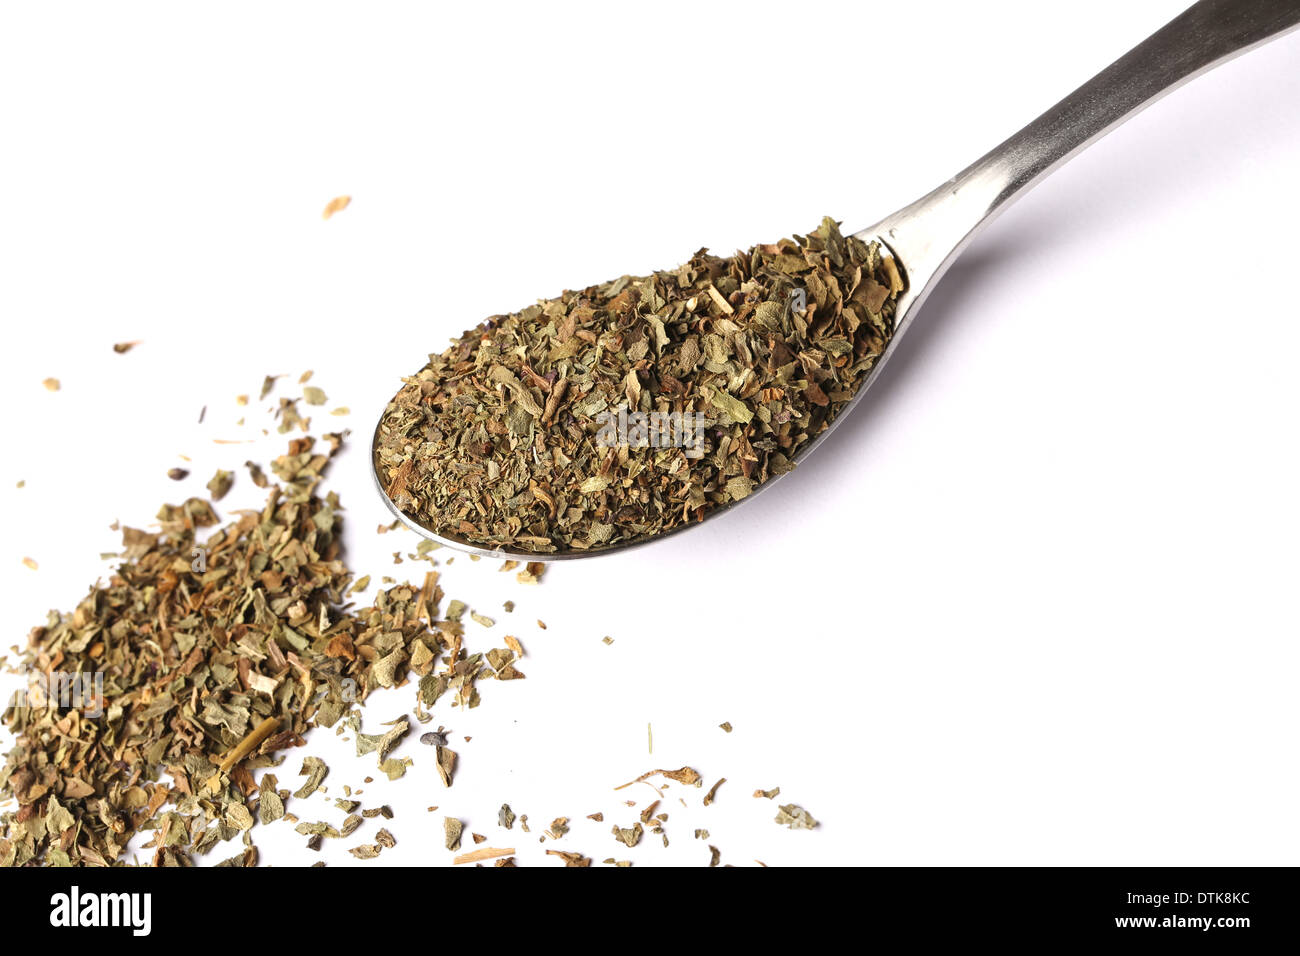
[{"x1": 867, "y1": 0, "x2": 1300, "y2": 328}]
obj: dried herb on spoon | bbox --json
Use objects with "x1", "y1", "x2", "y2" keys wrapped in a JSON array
[{"x1": 376, "y1": 217, "x2": 902, "y2": 553}]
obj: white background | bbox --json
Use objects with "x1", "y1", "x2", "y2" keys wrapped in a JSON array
[{"x1": 1, "y1": 0, "x2": 1297, "y2": 867}]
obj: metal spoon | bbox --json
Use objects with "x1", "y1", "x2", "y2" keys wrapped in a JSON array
[{"x1": 373, "y1": 0, "x2": 1300, "y2": 560}]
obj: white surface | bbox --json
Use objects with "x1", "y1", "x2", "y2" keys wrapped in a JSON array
[{"x1": 1, "y1": 0, "x2": 1297, "y2": 866}]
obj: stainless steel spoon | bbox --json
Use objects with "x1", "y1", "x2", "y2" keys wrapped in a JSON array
[{"x1": 373, "y1": 0, "x2": 1300, "y2": 560}]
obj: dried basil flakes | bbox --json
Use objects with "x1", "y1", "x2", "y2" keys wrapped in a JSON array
[{"x1": 376, "y1": 218, "x2": 901, "y2": 553}]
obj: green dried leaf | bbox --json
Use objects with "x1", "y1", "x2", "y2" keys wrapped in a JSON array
[
  {"x1": 775, "y1": 803, "x2": 818, "y2": 830},
  {"x1": 206, "y1": 469, "x2": 234, "y2": 501},
  {"x1": 611, "y1": 822, "x2": 643, "y2": 847},
  {"x1": 444, "y1": 817, "x2": 463, "y2": 851},
  {"x1": 293, "y1": 757, "x2": 329, "y2": 799}
]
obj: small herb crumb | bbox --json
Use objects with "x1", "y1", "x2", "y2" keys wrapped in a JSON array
[
  {"x1": 444, "y1": 817, "x2": 463, "y2": 851},
  {"x1": 775, "y1": 803, "x2": 819, "y2": 830},
  {"x1": 322, "y1": 195, "x2": 351, "y2": 220}
]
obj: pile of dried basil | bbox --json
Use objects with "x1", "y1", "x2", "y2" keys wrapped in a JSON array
[
  {"x1": 0, "y1": 433, "x2": 510, "y2": 866},
  {"x1": 376, "y1": 217, "x2": 902, "y2": 553}
]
